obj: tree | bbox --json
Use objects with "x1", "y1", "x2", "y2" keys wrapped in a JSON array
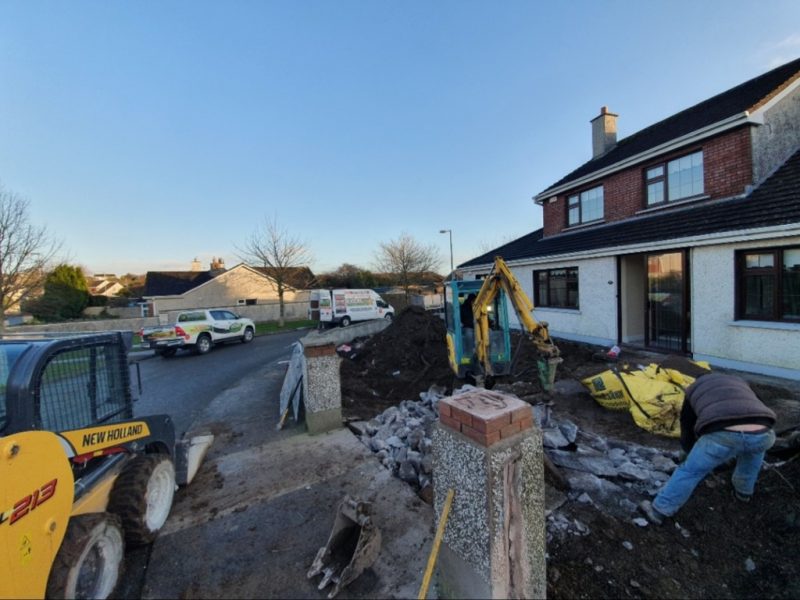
[
  {"x1": 374, "y1": 233, "x2": 441, "y2": 299},
  {"x1": 238, "y1": 216, "x2": 313, "y2": 326},
  {"x1": 0, "y1": 186, "x2": 61, "y2": 329},
  {"x1": 318, "y1": 263, "x2": 378, "y2": 289},
  {"x1": 28, "y1": 264, "x2": 90, "y2": 321}
]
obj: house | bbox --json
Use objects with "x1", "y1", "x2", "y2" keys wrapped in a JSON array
[
  {"x1": 87, "y1": 274, "x2": 126, "y2": 297},
  {"x1": 142, "y1": 259, "x2": 316, "y2": 316},
  {"x1": 460, "y1": 57, "x2": 800, "y2": 379}
]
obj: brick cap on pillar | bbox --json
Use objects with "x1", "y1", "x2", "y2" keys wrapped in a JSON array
[{"x1": 439, "y1": 389, "x2": 534, "y2": 447}]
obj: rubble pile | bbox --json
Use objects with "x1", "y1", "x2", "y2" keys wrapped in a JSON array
[{"x1": 351, "y1": 386, "x2": 446, "y2": 499}]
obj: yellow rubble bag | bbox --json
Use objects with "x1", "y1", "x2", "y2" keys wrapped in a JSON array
[{"x1": 581, "y1": 369, "x2": 631, "y2": 411}]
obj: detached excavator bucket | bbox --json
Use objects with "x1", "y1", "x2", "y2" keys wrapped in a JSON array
[{"x1": 307, "y1": 496, "x2": 382, "y2": 599}]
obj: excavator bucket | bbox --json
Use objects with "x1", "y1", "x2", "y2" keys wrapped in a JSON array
[
  {"x1": 307, "y1": 496, "x2": 382, "y2": 599},
  {"x1": 537, "y1": 356, "x2": 563, "y2": 392}
]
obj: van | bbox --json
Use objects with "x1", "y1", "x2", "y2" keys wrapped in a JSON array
[{"x1": 309, "y1": 289, "x2": 395, "y2": 327}]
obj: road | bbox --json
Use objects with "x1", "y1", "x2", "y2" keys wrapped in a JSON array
[
  {"x1": 131, "y1": 330, "x2": 307, "y2": 435},
  {"x1": 118, "y1": 329, "x2": 308, "y2": 599}
]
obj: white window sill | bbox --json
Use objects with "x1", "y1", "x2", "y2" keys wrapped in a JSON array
[
  {"x1": 729, "y1": 320, "x2": 800, "y2": 332},
  {"x1": 636, "y1": 194, "x2": 710, "y2": 215},
  {"x1": 535, "y1": 307, "x2": 581, "y2": 315}
]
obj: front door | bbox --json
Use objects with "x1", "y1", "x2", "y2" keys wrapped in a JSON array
[{"x1": 646, "y1": 251, "x2": 689, "y2": 353}]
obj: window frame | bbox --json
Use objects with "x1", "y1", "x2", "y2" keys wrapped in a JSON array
[
  {"x1": 533, "y1": 267, "x2": 579, "y2": 309},
  {"x1": 736, "y1": 246, "x2": 800, "y2": 323},
  {"x1": 645, "y1": 150, "x2": 704, "y2": 207},
  {"x1": 566, "y1": 185, "x2": 604, "y2": 227}
]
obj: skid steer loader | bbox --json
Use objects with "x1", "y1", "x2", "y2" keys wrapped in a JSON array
[{"x1": 0, "y1": 332, "x2": 213, "y2": 599}]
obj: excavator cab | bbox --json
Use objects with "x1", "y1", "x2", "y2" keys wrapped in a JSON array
[{"x1": 444, "y1": 279, "x2": 511, "y2": 379}]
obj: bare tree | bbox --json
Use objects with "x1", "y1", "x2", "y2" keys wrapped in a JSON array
[
  {"x1": 238, "y1": 216, "x2": 312, "y2": 326},
  {"x1": 374, "y1": 233, "x2": 441, "y2": 299},
  {"x1": 0, "y1": 186, "x2": 61, "y2": 330}
]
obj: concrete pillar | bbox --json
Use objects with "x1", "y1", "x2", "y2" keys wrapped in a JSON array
[
  {"x1": 432, "y1": 388, "x2": 546, "y2": 599},
  {"x1": 299, "y1": 320, "x2": 391, "y2": 435},
  {"x1": 301, "y1": 343, "x2": 342, "y2": 435}
]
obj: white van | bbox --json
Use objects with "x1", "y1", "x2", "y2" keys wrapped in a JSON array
[{"x1": 309, "y1": 289, "x2": 395, "y2": 327}]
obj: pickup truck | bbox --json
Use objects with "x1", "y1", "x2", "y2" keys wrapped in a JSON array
[{"x1": 140, "y1": 309, "x2": 256, "y2": 357}]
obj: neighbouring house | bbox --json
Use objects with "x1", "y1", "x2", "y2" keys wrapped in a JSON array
[
  {"x1": 460, "y1": 57, "x2": 800, "y2": 379},
  {"x1": 88, "y1": 274, "x2": 126, "y2": 297},
  {"x1": 142, "y1": 259, "x2": 315, "y2": 316}
]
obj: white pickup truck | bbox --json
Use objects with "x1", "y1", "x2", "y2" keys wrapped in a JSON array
[{"x1": 140, "y1": 309, "x2": 256, "y2": 357}]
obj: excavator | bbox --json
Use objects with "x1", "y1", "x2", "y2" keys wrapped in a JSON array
[
  {"x1": 445, "y1": 256, "x2": 562, "y2": 390},
  {"x1": 0, "y1": 332, "x2": 213, "y2": 599}
]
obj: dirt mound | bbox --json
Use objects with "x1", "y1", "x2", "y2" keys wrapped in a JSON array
[{"x1": 340, "y1": 306, "x2": 453, "y2": 420}]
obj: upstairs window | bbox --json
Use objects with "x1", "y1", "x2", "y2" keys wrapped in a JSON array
[
  {"x1": 737, "y1": 247, "x2": 800, "y2": 322},
  {"x1": 646, "y1": 150, "x2": 704, "y2": 206},
  {"x1": 567, "y1": 186, "x2": 603, "y2": 226},
  {"x1": 534, "y1": 267, "x2": 579, "y2": 309}
]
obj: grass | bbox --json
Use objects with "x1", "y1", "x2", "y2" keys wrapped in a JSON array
[{"x1": 255, "y1": 319, "x2": 316, "y2": 336}]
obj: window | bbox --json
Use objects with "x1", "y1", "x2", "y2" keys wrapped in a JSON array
[
  {"x1": 737, "y1": 247, "x2": 800, "y2": 322},
  {"x1": 567, "y1": 186, "x2": 603, "y2": 226},
  {"x1": 178, "y1": 311, "x2": 205, "y2": 322},
  {"x1": 646, "y1": 150, "x2": 704, "y2": 206},
  {"x1": 534, "y1": 268, "x2": 579, "y2": 309},
  {"x1": 237, "y1": 298, "x2": 257, "y2": 306}
]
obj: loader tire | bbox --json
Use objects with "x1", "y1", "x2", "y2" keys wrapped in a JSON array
[
  {"x1": 46, "y1": 513, "x2": 124, "y2": 600},
  {"x1": 108, "y1": 454, "x2": 176, "y2": 546}
]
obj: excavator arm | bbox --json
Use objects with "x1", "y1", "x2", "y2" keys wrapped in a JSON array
[{"x1": 472, "y1": 257, "x2": 561, "y2": 387}]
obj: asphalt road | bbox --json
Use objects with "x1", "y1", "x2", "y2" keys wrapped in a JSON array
[
  {"x1": 131, "y1": 329, "x2": 308, "y2": 435},
  {"x1": 118, "y1": 328, "x2": 308, "y2": 599}
]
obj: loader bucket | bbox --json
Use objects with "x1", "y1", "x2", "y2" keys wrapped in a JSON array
[
  {"x1": 537, "y1": 356, "x2": 563, "y2": 392},
  {"x1": 307, "y1": 496, "x2": 381, "y2": 599},
  {"x1": 174, "y1": 432, "x2": 214, "y2": 486}
]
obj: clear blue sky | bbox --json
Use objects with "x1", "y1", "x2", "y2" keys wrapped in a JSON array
[{"x1": 1, "y1": 1, "x2": 799, "y2": 276}]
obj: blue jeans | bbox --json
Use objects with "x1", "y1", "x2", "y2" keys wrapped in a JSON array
[{"x1": 653, "y1": 429, "x2": 775, "y2": 517}]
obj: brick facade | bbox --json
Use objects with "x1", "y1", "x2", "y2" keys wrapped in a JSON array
[{"x1": 542, "y1": 126, "x2": 754, "y2": 237}]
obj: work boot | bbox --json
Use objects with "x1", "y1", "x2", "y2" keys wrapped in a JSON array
[
  {"x1": 639, "y1": 500, "x2": 666, "y2": 525},
  {"x1": 733, "y1": 489, "x2": 752, "y2": 503}
]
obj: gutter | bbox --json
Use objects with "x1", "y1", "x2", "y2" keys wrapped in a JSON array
[{"x1": 533, "y1": 112, "x2": 755, "y2": 204}]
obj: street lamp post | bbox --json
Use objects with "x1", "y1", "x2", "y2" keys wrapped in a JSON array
[{"x1": 439, "y1": 229, "x2": 453, "y2": 275}]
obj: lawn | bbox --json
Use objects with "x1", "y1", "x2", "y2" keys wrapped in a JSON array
[{"x1": 255, "y1": 319, "x2": 316, "y2": 335}]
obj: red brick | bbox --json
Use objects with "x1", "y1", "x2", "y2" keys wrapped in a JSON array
[
  {"x1": 303, "y1": 343, "x2": 336, "y2": 358},
  {"x1": 438, "y1": 402, "x2": 452, "y2": 418},
  {"x1": 510, "y1": 405, "x2": 532, "y2": 423},
  {"x1": 500, "y1": 420, "x2": 522, "y2": 439},
  {"x1": 517, "y1": 416, "x2": 534, "y2": 431},
  {"x1": 461, "y1": 424, "x2": 500, "y2": 447},
  {"x1": 450, "y1": 405, "x2": 473, "y2": 429},
  {"x1": 471, "y1": 412, "x2": 510, "y2": 434},
  {"x1": 440, "y1": 414, "x2": 461, "y2": 432}
]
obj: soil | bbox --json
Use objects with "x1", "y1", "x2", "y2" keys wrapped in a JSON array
[{"x1": 338, "y1": 307, "x2": 800, "y2": 599}]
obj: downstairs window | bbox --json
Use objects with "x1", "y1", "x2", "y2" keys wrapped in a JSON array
[
  {"x1": 737, "y1": 247, "x2": 800, "y2": 322},
  {"x1": 534, "y1": 267, "x2": 579, "y2": 309}
]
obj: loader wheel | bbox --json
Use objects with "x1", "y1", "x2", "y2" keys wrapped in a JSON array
[
  {"x1": 241, "y1": 326, "x2": 254, "y2": 343},
  {"x1": 195, "y1": 333, "x2": 212, "y2": 355},
  {"x1": 46, "y1": 513, "x2": 124, "y2": 600},
  {"x1": 108, "y1": 454, "x2": 176, "y2": 546}
]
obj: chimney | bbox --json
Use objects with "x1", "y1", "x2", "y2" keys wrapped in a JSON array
[
  {"x1": 591, "y1": 106, "x2": 618, "y2": 159},
  {"x1": 209, "y1": 257, "x2": 226, "y2": 276},
  {"x1": 190, "y1": 257, "x2": 202, "y2": 272}
]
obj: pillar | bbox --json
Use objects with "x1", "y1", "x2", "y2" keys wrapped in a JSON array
[{"x1": 432, "y1": 388, "x2": 546, "y2": 599}]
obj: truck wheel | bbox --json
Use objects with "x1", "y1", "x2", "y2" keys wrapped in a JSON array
[
  {"x1": 341, "y1": 316, "x2": 351, "y2": 327},
  {"x1": 108, "y1": 454, "x2": 176, "y2": 546},
  {"x1": 384, "y1": 313, "x2": 393, "y2": 322},
  {"x1": 46, "y1": 513, "x2": 124, "y2": 600},
  {"x1": 158, "y1": 348, "x2": 177, "y2": 358},
  {"x1": 241, "y1": 326, "x2": 254, "y2": 343},
  {"x1": 195, "y1": 334, "x2": 212, "y2": 355}
]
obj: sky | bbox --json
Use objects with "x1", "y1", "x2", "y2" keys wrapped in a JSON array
[{"x1": 1, "y1": 1, "x2": 800, "y2": 276}]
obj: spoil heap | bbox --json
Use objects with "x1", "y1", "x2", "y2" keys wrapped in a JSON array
[{"x1": 340, "y1": 306, "x2": 453, "y2": 420}]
